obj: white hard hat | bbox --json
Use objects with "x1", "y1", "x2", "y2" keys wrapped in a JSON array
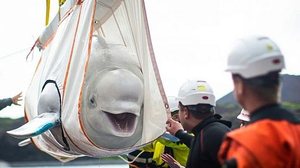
[
  {"x1": 226, "y1": 36, "x2": 285, "y2": 79},
  {"x1": 237, "y1": 109, "x2": 250, "y2": 122},
  {"x1": 177, "y1": 80, "x2": 215, "y2": 106},
  {"x1": 167, "y1": 96, "x2": 179, "y2": 112}
]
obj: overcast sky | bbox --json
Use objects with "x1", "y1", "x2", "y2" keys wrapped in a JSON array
[{"x1": 0, "y1": 0, "x2": 299, "y2": 119}]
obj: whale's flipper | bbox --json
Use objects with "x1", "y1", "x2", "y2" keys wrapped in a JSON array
[
  {"x1": 7, "y1": 113, "x2": 60, "y2": 139},
  {"x1": 18, "y1": 138, "x2": 31, "y2": 147}
]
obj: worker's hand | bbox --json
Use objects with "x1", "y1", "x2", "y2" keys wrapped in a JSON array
[
  {"x1": 161, "y1": 153, "x2": 184, "y2": 168},
  {"x1": 166, "y1": 118, "x2": 183, "y2": 135},
  {"x1": 12, "y1": 92, "x2": 22, "y2": 106}
]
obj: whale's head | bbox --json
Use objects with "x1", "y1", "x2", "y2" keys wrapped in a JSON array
[{"x1": 80, "y1": 36, "x2": 144, "y2": 149}]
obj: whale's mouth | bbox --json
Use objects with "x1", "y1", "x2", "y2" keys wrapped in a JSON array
[{"x1": 104, "y1": 112, "x2": 137, "y2": 136}]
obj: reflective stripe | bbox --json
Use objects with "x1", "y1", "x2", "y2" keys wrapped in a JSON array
[{"x1": 127, "y1": 154, "x2": 152, "y2": 164}]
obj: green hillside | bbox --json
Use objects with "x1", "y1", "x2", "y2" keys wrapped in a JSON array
[
  {"x1": 0, "y1": 117, "x2": 57, "y2": 162},
  {"x1": 0, "y1": 117, "x2": 116, "y2": 164},
  {"x1": 216, "y1": 74, "x2": 300, "y2": 129}
]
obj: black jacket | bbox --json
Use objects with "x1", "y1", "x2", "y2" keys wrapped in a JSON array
[
  {"x1": 0, "y1": 98, "x2": 13, "y2": 111},
  {"x1": 176, "y1": 114, "x2": 231, "y2": 168}
]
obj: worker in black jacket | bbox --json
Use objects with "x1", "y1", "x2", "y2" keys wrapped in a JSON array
[
  {"x1": 0, "y1": 92, "x2": 22, "y2": 111},
  {"x1": 163, "y1": 80, "x2": 231, "y2": 168}
]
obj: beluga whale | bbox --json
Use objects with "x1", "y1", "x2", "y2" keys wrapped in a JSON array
[
  {"x1": 6, "y1": 0, "x2": 167, "y2": 162},
  {"x1": 8, "y1": 35, "x2": 144, "y2": 150},
  {"x1": 80, "y1": 35, "x2": 144, "y2": 149}
]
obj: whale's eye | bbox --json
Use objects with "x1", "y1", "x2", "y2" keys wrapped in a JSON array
[{"x1": 89, "y1": 95, "x2": 97, "y2": 108}]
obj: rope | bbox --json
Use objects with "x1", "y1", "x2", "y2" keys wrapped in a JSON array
[
  {"x1": 118, "y1": 150, "x2": 145, "y2": 164},
  {"x1": 123, "y1": 1, "x2": 143, "y2": 71},
  {"x1": 141, "y1": 0, "x2": 171, "y2": 118},
  {"x1": 96, "y1": 1, "x2": 127, "y2": 46},
  {"x1": 0, "y1": 47, "x2": 31, "y2": 60}
]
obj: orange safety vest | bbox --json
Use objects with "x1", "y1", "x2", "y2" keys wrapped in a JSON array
[{"x1": 219, "y1": 118, "x2": 300, "y2": 168}]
